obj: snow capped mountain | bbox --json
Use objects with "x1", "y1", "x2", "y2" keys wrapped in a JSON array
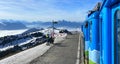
[
  {"x1": 0, "y1": 22, "x2": 6, "y2": 26},
  {"x1": 0, "y1": 19, "x2": 83, "y2": 30},
  {"x1": 22, "y1": 20, "x2": 83, "y2": 29},
  {"x1": 0, "y1": 22, "x2": 6, "y2": 30}
]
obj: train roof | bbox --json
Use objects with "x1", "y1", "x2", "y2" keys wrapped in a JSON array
[{"x1": 87, "y1": 2, "x2": 101, "y2": 17}]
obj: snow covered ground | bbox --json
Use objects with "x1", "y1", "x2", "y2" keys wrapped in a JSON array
[
  {"x1": 0, "y1": 29, "x2": 28, "y2": 37},
  {"x1": 0, "y1": 37, "x2": 37, "y2": 51},
  {"x1": 0, "y1": 28, "x2": 64, "y2": 52},
  {"x1": 0, "y1": 34, "x2": 66, "y2": 64}
]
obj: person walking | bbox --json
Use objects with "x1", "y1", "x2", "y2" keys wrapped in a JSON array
[{"x1": 49, "y1": 36, "x2": 54, "y2": 44}]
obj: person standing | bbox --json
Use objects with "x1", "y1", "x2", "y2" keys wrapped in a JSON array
[{"x1": 46, "y1": 34, "x2": 50, "y2": 46}]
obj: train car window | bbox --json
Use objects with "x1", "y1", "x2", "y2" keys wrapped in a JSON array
[
  {"x1": 90, "y1": 21, "x2": 92, "y2": 42},
  {"x1": 114, "y1": 9, "x2": 120, "y2": 64},
  {"x1": 85, "y1": 22, "x2": 88, "y2": 28},
  {"x1": 117, "y1": 10, "x2": 120, "y2": 64}
]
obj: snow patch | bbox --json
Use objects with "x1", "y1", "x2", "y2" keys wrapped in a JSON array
[
  {"x1": 0, "y1": 46, "x2": 14, "y2": 51},
  {"x1": 0, "y1": 37, "x2": 32, "y2": 51}
]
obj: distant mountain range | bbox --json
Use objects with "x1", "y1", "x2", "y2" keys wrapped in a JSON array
[
  {"x1": 23, "y1": 20, "x2": 83, "y2": 29},
  {"x1": 0, "y1": 20, "x2": 27, "y2": 30},
  {"x1": 0, "y1": 19, "x2": 83, "y2": 30}
]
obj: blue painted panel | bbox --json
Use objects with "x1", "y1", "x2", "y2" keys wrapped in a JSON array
[
  {"x1": 87, "y1": 11, "x2": 100, "y2": 51},
  {"x1": 100, "y1": 7, "x2": 112, "y2": 64},
  {"x1": 88, "y1": 19, "x2": 99, "y2": 51}
]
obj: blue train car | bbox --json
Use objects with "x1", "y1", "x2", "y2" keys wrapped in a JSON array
[
  {"x1": 99, "y1": 0, "x2": 120, "y2": 64},
  {"x1": 87, "y1": 11, "x2": 100, "y2": 64},
  {"x1": 82, "y1": 0, "x2": 120, "y2": 64}
]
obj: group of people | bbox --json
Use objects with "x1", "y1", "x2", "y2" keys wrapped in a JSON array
[{"x1": 46, "y1": 34, "x2": 54, "y2": 46}]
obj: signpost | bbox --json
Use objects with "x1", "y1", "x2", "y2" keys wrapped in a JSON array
[{"x1": 52, "y1": 20, "x2": 58, "y2": 38}]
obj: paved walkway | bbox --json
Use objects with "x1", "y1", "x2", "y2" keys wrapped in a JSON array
[{"x1": 29, "y1": 33, "x2": 80, "y2": 64}]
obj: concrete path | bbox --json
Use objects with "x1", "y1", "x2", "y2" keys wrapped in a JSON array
[{"x1": 29, "y1": 33, "x2": 80, "y2": 64}]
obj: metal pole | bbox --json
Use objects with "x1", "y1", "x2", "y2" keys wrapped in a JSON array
[
  {"x1": 52, "y1": 20, "x2": 54, "y2": 38},
  {"x1": 52, "y1": 20, "x2": 58, "y2": 38}
]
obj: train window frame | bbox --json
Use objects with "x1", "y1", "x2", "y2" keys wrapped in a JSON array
[
  {"x1": 90, "y1": 21, "x2": 92, "y2": 42},
  {"x1": 99, "y1": 17, "x2": 103, "y2": 64},
  {"x1": 85, "y1": 21, "x2": 88, "y2": 28},
  {"x1": 114, "y1": 9, "x2": 120, "y2": 64}
]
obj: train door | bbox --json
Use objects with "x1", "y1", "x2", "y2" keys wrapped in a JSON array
[
  {"x1": 99, "y1": 17, "x2": 103, "y2": 64},
  {"x1": 114, "y1": 9, "x2": 120, "y2": 64}
]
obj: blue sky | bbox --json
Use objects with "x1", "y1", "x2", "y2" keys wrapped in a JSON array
[{"x1": 0, "y1": 0, "x2": 101, "y2": 22}]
